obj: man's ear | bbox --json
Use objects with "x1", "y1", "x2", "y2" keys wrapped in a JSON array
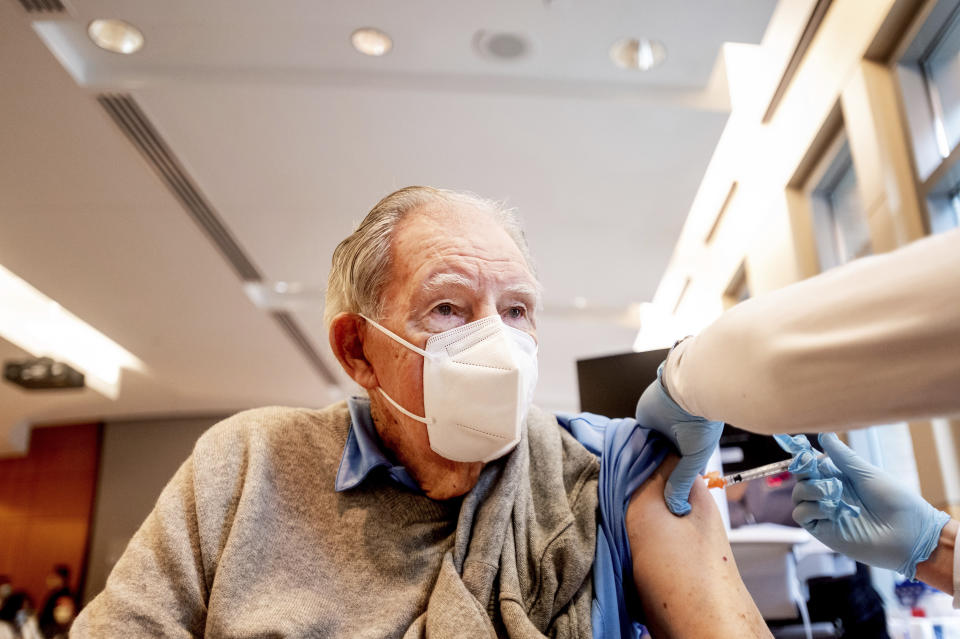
[{"x1": 329, "y1": 313, "x2": 378, "y2": 390}]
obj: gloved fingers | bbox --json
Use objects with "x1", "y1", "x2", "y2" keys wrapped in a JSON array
[
  {"x1": 773, "y1": 433, "x2": 820, "y2": 479},
  {"x1": 816, "y1": 457, "x2": 842, "y2": 479},
  {"x1": 792, "y1": 500, "x2": 838, "y2": 527},
  {"x1": 663, "y1": 453, "x2": 712, "y2": 516},
  {"x1": 773, "y1": 433, "x2": 811, "y2": 455},
  {"x1": 789, "y1": 448, "x2": 822, "y2": 479},
  {"x1": 792, "y1": 477, "x2": 843, "y2": 503},
  {"x1": 818, "y1": 433, "x2": 875, "y2": 481}
]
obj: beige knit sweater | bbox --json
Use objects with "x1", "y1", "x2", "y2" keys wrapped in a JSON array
[{"x1": 72, "y1": 402, "x2": 600, "y2": 638}]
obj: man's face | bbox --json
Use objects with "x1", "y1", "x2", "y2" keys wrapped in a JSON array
[{"x1": 362, "y1": 202, "x2": 539, "y2": 498}]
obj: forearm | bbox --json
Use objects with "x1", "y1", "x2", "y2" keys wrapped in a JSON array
[
  {"x1": 664, "y1": 228, "x2": 960, "y2": 434},
  {"x1": 916, "y1": 518, "x2": 959, "y2": 595},
  {"x1": 627, "y1": 455, "x2": 771, "y2": 638}
]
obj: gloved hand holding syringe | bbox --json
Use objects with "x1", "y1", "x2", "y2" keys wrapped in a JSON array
[
  {"x1": 701, "y1": 433, "x2": 828, "y2": 490},
  {"x1": 702, "y1": 452, "x2": 825, "y2": 490}
]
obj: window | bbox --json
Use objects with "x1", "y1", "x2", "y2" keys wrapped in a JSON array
[
  {"x1": 809, "y1": 138, "x2": 871, "y2": 269},
  {"x1": 896, "y1": 0, "x2": 960, "y2": 234},
  {"x1": 921, "y1": 7, "x2": 960, "y2": 157},
  {"x1": 722, "y1": 262, "x2": 749, "y2": 310},
  {"x1": 927, "y1": 186, "x2": 960, "y2": 233}
]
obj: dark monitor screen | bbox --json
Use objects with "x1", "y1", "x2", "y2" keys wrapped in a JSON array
[
  {"x1": 576, "y1": 349, "x2": 804, "y2": 473},
  {"x1": 576, "y1": 349, "x2": 669, "y2": 419}
]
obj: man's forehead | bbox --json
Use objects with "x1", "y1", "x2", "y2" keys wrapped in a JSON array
[
  {"x1": 384, "y1": 209, "x2": 539, "y2": 301},
  {"x1": 393, "y1": 208, "x2": 530, "y2": 270},
  {"x1": 394, "y1": 201, "x2": 492, "y2": 238}
]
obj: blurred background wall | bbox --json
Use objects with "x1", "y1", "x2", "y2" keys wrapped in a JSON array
[{"x1": 81, "y1": 415, "x2": 224, "y2": 605}]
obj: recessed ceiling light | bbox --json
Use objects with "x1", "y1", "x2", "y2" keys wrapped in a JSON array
[
  {"x1": 351, "y1": 27, "x2": 392, "y2": 57},
  {"x1": 609, "y1": 37, "x2": 666, "y2": 71},
  {"x1": 88, "y1": 18, "x2": 145, "y2": 55}
]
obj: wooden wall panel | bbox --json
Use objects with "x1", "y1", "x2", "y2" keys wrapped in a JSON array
[{"x1": 0, "y1": 422, "x2": 100, "y2": 606}]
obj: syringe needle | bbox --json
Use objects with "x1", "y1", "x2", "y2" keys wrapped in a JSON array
[{"x1": 704, "y1": 453, "x2": 825, "y2": 489}]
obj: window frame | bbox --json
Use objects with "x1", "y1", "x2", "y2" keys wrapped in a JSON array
[
  {"x1": 894, "y1": 0, "x2": 960, "y2": 233},
  {"x1": 803, "y1": 131, "x2": 871, "y2": 270}
]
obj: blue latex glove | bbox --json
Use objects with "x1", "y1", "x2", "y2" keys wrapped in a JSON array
[
  {"x1": 634, "y1": 364, "x2": 723, "y2": 516},
  {"x1": 788, "y1": 432, "x2": 950, "y2": 580},
  {"x1": 773, "y1": 433, "x2": 832, "y2": 480}
]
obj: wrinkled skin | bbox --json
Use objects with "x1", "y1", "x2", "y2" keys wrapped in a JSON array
[{"x1": 329, "y1": 202, "x2": 538, "y2": 499}]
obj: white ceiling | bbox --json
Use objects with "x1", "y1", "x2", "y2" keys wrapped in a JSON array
[
  {"x1": 0, "y1": 0, "x2": 779, "y2": 453},
  {"x1": 40, "y1": 0, "x2": 769, "y2": 89}
]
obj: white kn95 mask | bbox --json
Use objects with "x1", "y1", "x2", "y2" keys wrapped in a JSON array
[{"x1": 360, "y1": 314, "x2": 539, "y2": 463}]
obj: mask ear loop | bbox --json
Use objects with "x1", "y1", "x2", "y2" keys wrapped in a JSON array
[
  {"x1": 376, "y1": 387, "x2": 434, "y2": 424},
  {"x1": 358, "y1": 314, "x2": 429, "y2": 357},
  {"x1": 358, "y1": 314, "x2": 435, "y2": 424}
]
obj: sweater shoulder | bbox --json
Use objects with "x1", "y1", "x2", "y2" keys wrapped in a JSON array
[
  {"x1": 192, "y1": 402, "x2": 351, "y2": 472},
  {"x1": 186, "y1": 403, "x2": 352, "y2": 561}
]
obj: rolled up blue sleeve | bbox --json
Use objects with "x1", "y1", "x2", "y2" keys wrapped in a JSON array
[{"x1": 556, "y1": 412, "x2": 669, "y2": 639}]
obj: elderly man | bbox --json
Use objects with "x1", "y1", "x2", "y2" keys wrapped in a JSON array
[{"x1": 73, "y1": 187, "x2": 768, "y2": 638}]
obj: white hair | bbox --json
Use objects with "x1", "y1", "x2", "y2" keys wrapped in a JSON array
[{"x1": 324, "y1": 186, "x2": 538, "y2": 329}]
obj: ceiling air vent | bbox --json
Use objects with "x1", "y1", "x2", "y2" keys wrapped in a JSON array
[
  {"x1": 97, "y1": 93, "x2": 338, "y2": 386},
  {"x1": 17, "y1": 0, "x2": 66, "y2": 13},
  {"x1": 271, "y1": 312, "x2": 337, "y2": 385},
  {"x1": 474, "y1": 30, "x2": 530, "y2": 61},
  {"x1": 97, "y1": 93, "x2": 261, "y2": 282}
]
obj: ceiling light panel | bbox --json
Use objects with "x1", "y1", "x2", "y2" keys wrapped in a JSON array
[{"x1": 0, "y1": 264, "x2": 143, "y2": 399}]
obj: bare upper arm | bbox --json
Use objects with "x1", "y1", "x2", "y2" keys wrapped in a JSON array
[{"x1": 626, "y1": 454, "x2": 771, "y2": 639}]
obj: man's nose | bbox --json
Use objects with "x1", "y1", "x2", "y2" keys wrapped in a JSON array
[{"x1": 474, "y1": 300, "x2": 499, "y2": 322}]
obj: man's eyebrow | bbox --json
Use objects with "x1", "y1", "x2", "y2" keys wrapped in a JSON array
[
  {"x1": 418, "y1": 274, "x2": 540, "y2": 302},
  {"x1": 419, "y1": 272, "x2": 475, "y2": 295},
  {"x1": 501, "y1": 283, "x2": 539, "y2": 303}
]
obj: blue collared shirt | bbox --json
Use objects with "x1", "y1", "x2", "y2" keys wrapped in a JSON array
[
  {"x1": 336, "y1": 397, "x2": 667, "y2": 639},
  {"x1": 335, "y1": 398, "x2": 421, "y2": 493}
]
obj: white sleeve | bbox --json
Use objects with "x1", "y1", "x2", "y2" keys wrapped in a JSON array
[{"x1": 663, "y1": 228, "x2": 960, "y2": 434}]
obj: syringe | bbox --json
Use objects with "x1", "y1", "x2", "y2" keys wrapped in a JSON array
[{"x1": 704, "y1": 453, "x2": 825, "y2": 489}]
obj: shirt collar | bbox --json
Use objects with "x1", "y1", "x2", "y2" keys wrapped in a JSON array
[{"x1": 335, "y1": 396, "x2": 421, "y2": 493}]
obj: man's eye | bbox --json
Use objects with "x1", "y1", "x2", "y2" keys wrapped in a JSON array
[
  {"x1": 507, "y1": 306, "x2": 526, "y2": 319},
  {"x1": 434, "y1": 303, "x2": 453, "y2": 316}
]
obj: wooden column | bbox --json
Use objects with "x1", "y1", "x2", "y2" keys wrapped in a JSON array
[{"x1": 842, "y1": 59, "x2": 959, "y2": 513}]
